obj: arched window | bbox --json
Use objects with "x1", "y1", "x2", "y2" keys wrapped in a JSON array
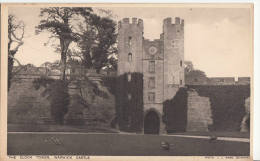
[{"x1": 128, "y1": 53, "x2": 132, "y2": 62}]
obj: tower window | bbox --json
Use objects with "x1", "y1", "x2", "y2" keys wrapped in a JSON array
[
  {"x1": 149, "y1": 61, "x2": 155, "y2": 73},
  {"x1": 128, "y1": 93, "x2": 132, "y2": 100},
  {"x1": 127, "y1": 73, "x2": 131, "y2": 82},
  {"x1": 148, "y1": 92, "x2": 155, "y2": 102},
  {"x1": 171, "y1": 40, "x2": 175, "y2": 48},
  {"x1": 180, "y1": 60, "x2": 183, "y2": 67},
  {"x1": 128, "y1": 53, "x2": 132, "y2": 62},
  {"x1": 128, "y1": 36, "x2": 132, "y2": 46},
  {"x1": 148, "y1": 77, "x2": 155, "y2": 89},
  {"x1": 180, "y1": 79, "x2": 183, "y2": 85}
]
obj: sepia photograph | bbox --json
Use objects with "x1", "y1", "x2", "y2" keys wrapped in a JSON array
[{"x1": 1, "y1": 3, "x2": 253, "y2": 158}]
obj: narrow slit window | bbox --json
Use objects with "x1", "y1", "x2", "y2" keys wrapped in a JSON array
[
  {"x1": 128, "y1": 53, "x2": 132, "y2": 62},
  {"x1": 128, "y1": 36, "x2": 132, "y2": 46},
  {"x1": 128, "y1": 93, "x2": 132, "y2": 100},
  {"x1": 180, "y1": 60, "x2": 183, "y2": 67},
  {"x1": 127, "y1": 73, "x2": 131, "y2": 82}
]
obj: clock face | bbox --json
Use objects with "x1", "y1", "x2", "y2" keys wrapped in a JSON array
[{"x1": 149, "y1": 46, "x2": 157, "y2": 55}]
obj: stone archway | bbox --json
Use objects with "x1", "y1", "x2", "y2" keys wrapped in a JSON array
[{"x1": 144, "y1": 110, "x2": 160, "y2": 134}]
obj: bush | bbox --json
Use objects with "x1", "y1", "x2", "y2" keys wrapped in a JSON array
[
  {"x1": 187, "y1": 85, "x2": 250, "y2": 131},
  {"x1": 162, "y1": 87, "x2": 188, "y2": 133}
]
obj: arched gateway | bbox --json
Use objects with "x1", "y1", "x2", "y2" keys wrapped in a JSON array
[{"x1": 144, "y1": 110, "x2": 160, "y2": 134}]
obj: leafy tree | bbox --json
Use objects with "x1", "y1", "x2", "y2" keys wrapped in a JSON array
[
  {"x1": 8, "y1": 14, "x2": 25, "y2": 90},
  {"x1": 184, "y1": 61, "x2": 209, "y2": 84},
  {"x1": 72, "y1": 11, "x2": 117, "y2": 73},
  {"x1": 185, "y1": 70, "x2": 207, "y2": 78},
  {"x1": 35, "y1": 7, "x2": 93, "y2": 80},
  {"x1": 184, "y1": 61, "x2": 194, "y2": 73}
]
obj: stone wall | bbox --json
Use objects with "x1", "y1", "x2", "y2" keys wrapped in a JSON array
[
  {"x1": 8, "y1": 76, "x2": 51, "y2": 124},
  {"x1": 186, "y1": 89, "x2": 213, "y2": 131},
  {"x1": 186, "y1": 85, "x2": 250, "y2": 132},
  {"x1": 186, "y1": 76, "x2": 250, "y2": 86},
  {"x1": 8, "y1": 69, "x2": 115, "y2": 126}
]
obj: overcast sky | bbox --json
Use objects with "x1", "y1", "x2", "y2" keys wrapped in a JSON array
[{"x1": 9, "y1": 6, "x2": 253, "y2": 77}]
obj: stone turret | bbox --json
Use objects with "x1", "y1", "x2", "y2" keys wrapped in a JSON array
[
  {"x1": 117, "y1": 18, "x2": 144, "y2": 75},
  {"x1": 163, "y1": 17, "x2": 185, "y2": 100}
]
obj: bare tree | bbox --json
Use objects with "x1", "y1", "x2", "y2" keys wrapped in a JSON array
[{"x1": 8, "y1": 14, "x2": 25, "y2": 91}]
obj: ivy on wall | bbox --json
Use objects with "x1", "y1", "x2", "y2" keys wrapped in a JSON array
[
  {"x1": 188, "y1": 85, "x2": 250, "y2": 131},
  {"x1": 162, "y1": 87, "x2": 188, "y2": 133},
  {"x1": 33, "y1": 76, "x2": 70, "y2": 125},
  {"x1": 112, "y1": 73, "x2": 144, "y2": 132}
]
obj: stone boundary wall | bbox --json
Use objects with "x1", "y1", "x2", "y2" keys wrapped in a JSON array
[
  {"x1": 186, "y1": 86, "x2": 250, "y2": 132},
  {"x1": 187, "y1": 76, "x2": 250, "y2": 86},
  {"x1": 186, "y1": 89, "x2": 213, "y2": 131}
]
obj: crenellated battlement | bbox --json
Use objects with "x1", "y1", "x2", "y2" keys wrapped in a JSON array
[
  {"x1": 163, "y1": 17, "x2": 184, "y2": 26},
  {"x1": 118, "y1": 18, "x2": 143, "y2": 30}
]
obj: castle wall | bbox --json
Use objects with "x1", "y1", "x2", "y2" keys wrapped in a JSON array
[
  {"x1": 208, "y1": 77, "x2": 235, "y2": 85},
  {"x1": 8, "y1": 76, "x2": 51, "y2": 124},
  {"x1": 186, "y1": 89, "x2": 213, "y2": 131},
  {"x1": 8, "y1": 69, "x2": 114, "y2": 126},
  {"x1": 186, "y1": 76, "x2": 251, "y2": 86},
  {"x1": 237, "y1": 77, "x2": 251, "y2": 85},
  {"x1": 187, "y1": 85, "x2": 250, "y2": 132}
]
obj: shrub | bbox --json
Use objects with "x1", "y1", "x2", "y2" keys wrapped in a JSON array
[{"x1": 162, "y1": 87, "x2": 188, "y2": 133}]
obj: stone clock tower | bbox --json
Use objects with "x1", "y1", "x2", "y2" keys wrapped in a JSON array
[{"x1": 117, "y1": 17, "x2": 185, "y2": 134}]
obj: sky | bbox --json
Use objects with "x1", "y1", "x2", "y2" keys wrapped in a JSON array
[{"x1": 8, "y1": 5, "x2": 253, "y2": 77}]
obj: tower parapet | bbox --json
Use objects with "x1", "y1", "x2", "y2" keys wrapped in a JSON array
[
  {"x1": 163, "y1": 17, "x2": 184, "y2": 26},
  {"x1": 118, "y1": 18, "x2": 144, "y2": 31}
]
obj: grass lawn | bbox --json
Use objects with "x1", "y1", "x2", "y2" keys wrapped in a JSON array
[
  {"x1": 8, "y1": 133, "x2": 249, "y2": 156},
  {"x1": 172, "y1": 131, "x2": 250, "y2": 138},
  {"x1": 8, "y1": 123, "x2": 118, "y2": 133}
]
